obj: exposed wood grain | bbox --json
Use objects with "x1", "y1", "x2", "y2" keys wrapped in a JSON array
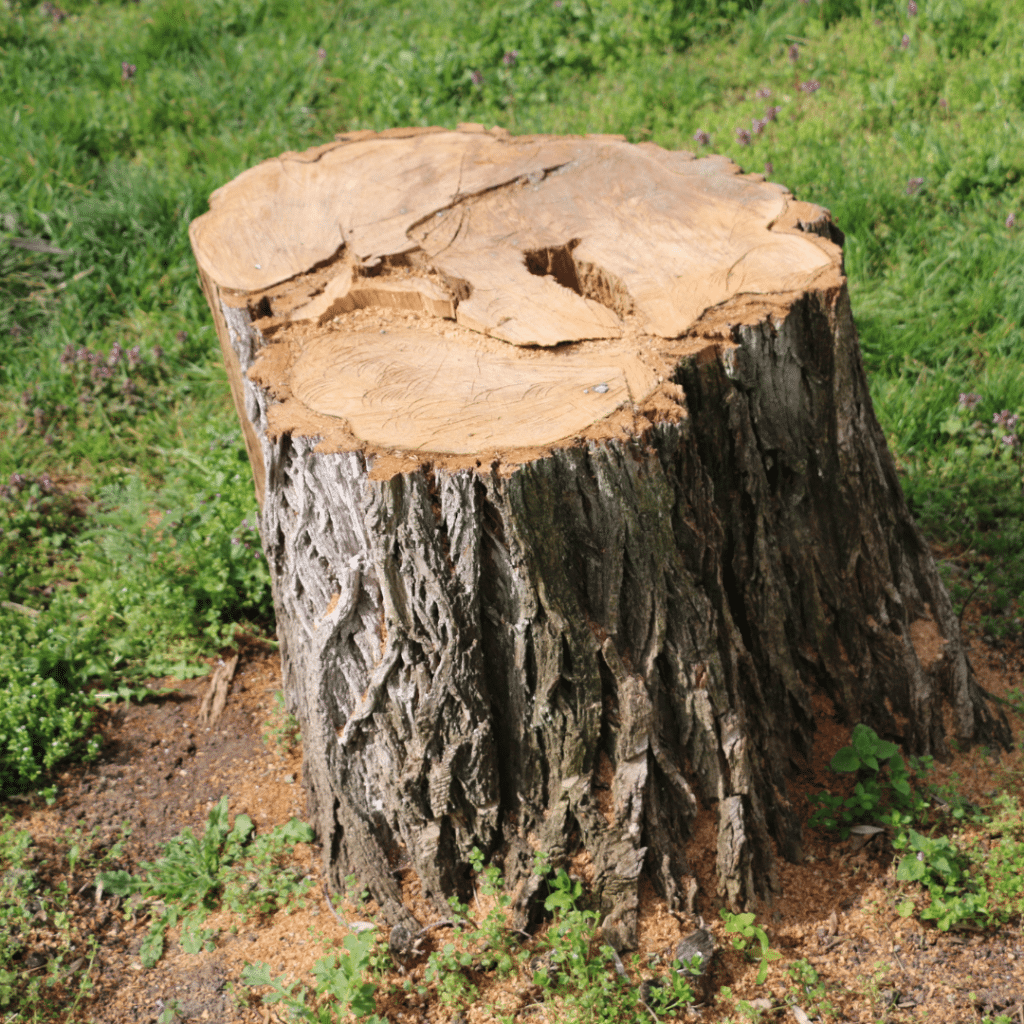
[{"x1": 198, "y1": 655, "x2": 238, "y2": 728}]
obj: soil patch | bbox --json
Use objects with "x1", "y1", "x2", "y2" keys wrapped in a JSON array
[{"x1": 3, "y1": 624, "x2": 1024, "y2": 1023}]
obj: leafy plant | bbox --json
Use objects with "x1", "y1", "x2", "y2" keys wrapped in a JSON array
[
  {"x1": 97, "y1": 797, "x2": 315, "y2": 967},
  {"x1": 893, "y1": 793, "x2": 1024, "y2": 931},
  {"x1": 263, "y1": 689, "x2": 302, "y2": 756},
  {"x1": 809, "y1": 724, "x2": 929, "y2": 836},
  {"x1": 240, "y1": 930, "x2": 384, "y2": 1023},
  {"x1": 720, "y1": 910, "x2": 781, "y2": 985},
  {"x1": 785, "y1": 958, "x2": 834, "y2": 1017},
  {"x1": 0, "y1": 815, "x2": 105, "y2": 1020}
]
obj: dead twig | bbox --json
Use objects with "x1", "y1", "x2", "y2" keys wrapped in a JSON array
[
  {"x1": 320, "y1": 881, "x2": 346, "y2": 928},
  {"x1": 56, "y1": 265, "x2": 96, "y2": 289},
  {"x1": 415, "y1": 918, "x2": 459, "y2": 938},
  {"x1": 8, "y1": 237, "x2": 73, "y2": 255},
  {"x1": 2, "y1": 600, "x2": 40, "y2": 618},
  {"x1": 882, "y1": 919, "x2": 910, "y2": 980}
]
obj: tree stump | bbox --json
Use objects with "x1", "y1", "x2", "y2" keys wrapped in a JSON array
[{"x1": 189, "y1": 126, "x2": 1008, "y2": 947}]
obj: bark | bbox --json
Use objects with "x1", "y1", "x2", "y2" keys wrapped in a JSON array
[{"x1": 190, "y1": 128, "x2": 1009, "y2": 949}]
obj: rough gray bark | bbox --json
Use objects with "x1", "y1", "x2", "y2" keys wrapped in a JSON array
[{"x1": 210, "y1": 277, "x2": 1009, "y2": 949}]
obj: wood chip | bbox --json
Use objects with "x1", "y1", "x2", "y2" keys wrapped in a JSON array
[{"x1": 198, "y1": 655, "x2": 238, "y2": 727}]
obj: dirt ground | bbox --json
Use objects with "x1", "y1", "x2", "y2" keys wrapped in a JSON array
[{"x1": 4, "y1": 618, "x2": 1024, "y2": 1024}]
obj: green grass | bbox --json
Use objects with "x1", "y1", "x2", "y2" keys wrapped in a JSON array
[{"x1": 0, "y1": 0, "x2": 1022, "y2": 803}]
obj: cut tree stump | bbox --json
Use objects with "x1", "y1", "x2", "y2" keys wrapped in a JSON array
[{"x1": 189, "y1": 126, "x2": 1009, "y2": 947}]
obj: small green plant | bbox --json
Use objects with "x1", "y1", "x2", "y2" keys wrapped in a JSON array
[
  {"x1": 98, "y1": 797, "x2": 315, "y2": 967},
  {"x1": 263, "y1": 689, "x2": 301, "y2": 756},
  {"x1": 893, "y1": 793, "x2": 1024, "y2": 931},
  {"x1": 157, "y1": 997, "x2": 185, "y2": 1024},
  {"x1": 785, "y1": 958, "x2": 834, "y2": 1018},
  {"x1": 423, "y1": 847, "x2": 524, "y2": 1008},
  {"x1": 240, "y1": 929, "x2": 384, "y2": 1023},
  {"x1": 719, "y1": 910, "x2": 780, "y2": 985},
  {"x1": 644, "y1": 962, "x2": 697, "y2": 1017},
  {"x1": 0, "y1": 815, "x2": 107, "y2": 1020},
  {"x1": 808, "y1": 723, "x2": 929, "y2": 836}
]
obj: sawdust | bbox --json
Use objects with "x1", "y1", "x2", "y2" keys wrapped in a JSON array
[{"x1": 4, "y1": 620, "x2": 1024, "y2": 1023}]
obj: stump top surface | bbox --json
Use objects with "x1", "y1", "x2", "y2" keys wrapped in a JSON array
[{"x1": 190, "y1": 127, "x2": 844, "y2": 470}]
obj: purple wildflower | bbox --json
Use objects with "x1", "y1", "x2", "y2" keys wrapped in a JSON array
[
  {"x1": 900, "y1": 33, "x2": 910, "y2": 49},
  {"x1": 756, "y1": 87, "x2": 772, "y2": 99},
  {"x1": 316, "y1": 47, "x2": 327, "y2": 63},
  {"x1": 765, "y1": 105, "x2": 782, "y2": 121},
  {"x1": 108, "y1": 340, "x2": 123, "y2": 367},
  {"x1": 764, "y1": 161, "x2": 774, "y2": 177},
  {"x1": 939, "y1": 97, "x2": 948, "y2": 109},
  {"x1": 993, "y1": 410, "x2": 1019, "y2": 430},
  {"x1": 1003, "y1": 435, "x2": 1020, "y2": 446},
  {"x1": 121, "y1": 61, "x2": 136, "y2": 82},
  {"x1": 800, "y1": 80, "x2": 821, "y2": 94},
  {"x1": 736, "y1": 128, "x2": 751, "y2": 146},
  {"x1": 958, "y1": 392, "x2": 982, "y2": 410},
  {"x1": 59, "y1": 342, "x2": 75, "y2": 367},
  {"x1": 232, "y1": 537, "x2": 240, "y2": 545},
  {"x1": 471, "y1": 69, "x2": 483, "y2": 86},
  {"x1": 9, "y1": 474, "x2": 26, "y2": 491},
  {"x1": 788, "y1": 44, "x2": 799, "y2": 62},
  {"x1": 908, "y1": 0, "x2": 917, "y2": 14},
  {"x1": 175, "y1": 330, "x2": 188, "y2": 345},
  {"x1": 1008, "y1": 212, "x2": 1017, "y2": 229},
  {"x1": 121, "y1": 379, "x2": 136, "y2": 396},
  {"x1": 503, "y1": 50, "x2": 518, "y2": 67},
  {"x1": 693, "y1": 129, "x2": 711, "y2": 146},
  {"x1": 38, "y1": 474, "x2": 53, "y2": 494},
  {"x1": 128, "y1": 344, "x2": 142, "y2": 367},
  {"x1": 906, "y1": 177, "x2": 925, "y2": 195},
  {"x1": 91, "y1": 364, "x2": 112, "y2": 382},
  {"x1": 752, "y1": 117, "x2": 767, "y2": 136}
]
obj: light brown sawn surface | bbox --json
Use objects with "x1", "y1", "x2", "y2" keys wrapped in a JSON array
[{"x1": 189, "y1": 127, "x2": 841, "y2": 463}]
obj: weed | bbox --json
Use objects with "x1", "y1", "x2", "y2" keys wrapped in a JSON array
[
  {"x1": 893, "y1": 793, "x2": 1024, "y2": 931},
  {"x1": 263, "y1": 690, "x2": 301, "y2": 756},
  {"x1": 240, "y1": 929, "x2": 385, "y2": 1023},
  {"x1": 784, "y1": 958, "x2": 835, "y2": 1018},
  {"x1": 97, "y1": 797, "x2": 315, "y2": 967},
  {"x1": 0, "y1": 815, "x2": 107, "y2": 1021},
  {"x1": 808, "y1": 723, "x2": 930, "y2": 835},
  {"x1": 720, "y1": 910, "x2": 781, "y2": 985}
]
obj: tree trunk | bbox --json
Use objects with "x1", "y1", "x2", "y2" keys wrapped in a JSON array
[{"x1": 189, "y1": 126, "x2": 1009, "y2": 948}]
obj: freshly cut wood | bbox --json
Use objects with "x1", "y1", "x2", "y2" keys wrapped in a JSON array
[
  {"x1": 189, "y1": 126, "x2": 1008, "y2": 948},
  {"x1": 198, "y1": 654, "x2": 238, "y2": 728}
]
